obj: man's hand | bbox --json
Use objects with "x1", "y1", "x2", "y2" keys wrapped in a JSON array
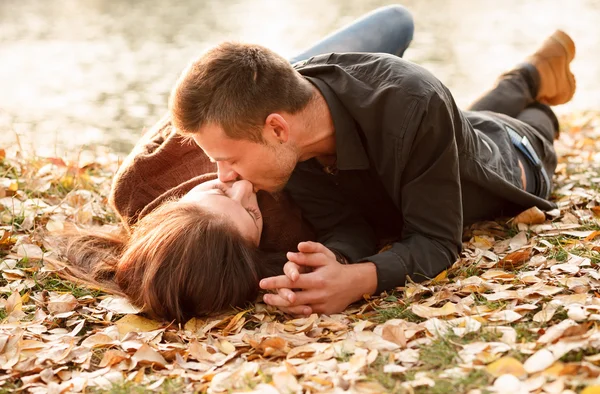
[{"x1": 259, "y1": 241, "x2": 377, "y2": 315}]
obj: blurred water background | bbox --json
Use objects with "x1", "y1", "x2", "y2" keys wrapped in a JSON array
[{"x1": 1, "y1": 0, "x2": 599, "y2": 156}]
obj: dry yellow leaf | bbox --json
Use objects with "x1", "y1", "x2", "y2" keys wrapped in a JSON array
[
  {"x1": 80, "y1": 333, "x2": 115, "y2": 348},
  {"x1": 217, "y1": 339, "x2": 236, "y2": 355},
  {"x1": 411, "y1": 302, "x2": 457, "y2": 319},
  {"x1": 581, "y1": 386, "x2": 600, "y2": 394},
  {"x1": 485, "y1": 356, "x2": 527, "y2": 378},
  {"x1": 431, "y1": 270, "x2": 447, "y2": 283},
  {"x1": 115, "y1": 315, "x2": 162, "y2": 337},
  {"x1": 381, "y1": 325, "x2": 407, "y2": 348},
  {"x1": 5, "y1": 292, "x2": 22, "y2": 314},
  {"x1": 254, "y1": 337, "x2": 288, "y2": 357},
  {"x1": 132, "y1": 344, "x2": 166, "y2": 368},
  {"x1": 99, "y1": 349, "x2": 129, "y2": 368},
  {"x1": 189, "y1": 340, "x2": 214, "y2": 362},
  {"x1": 221, "y1": 309, "x2": 247, "y2": 336},
  {"x1": 184, "y1": 317, "x2": 205, "y2": 334},
  {"x1": 512, "y1": 206, "x2": 546, "y2": 225},
  {"x1": 47, "y1": 293, "x2": 78, "y2": 314}
]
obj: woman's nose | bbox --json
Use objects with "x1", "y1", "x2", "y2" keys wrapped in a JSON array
[{"x1": 229, "y1": 180, "x2": 253, "y2": 202}]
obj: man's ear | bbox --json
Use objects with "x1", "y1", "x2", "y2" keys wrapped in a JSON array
[{"x1": 264, "y1": 113, "x2": 289, "y2": 144}]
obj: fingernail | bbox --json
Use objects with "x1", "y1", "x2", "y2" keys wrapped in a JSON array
[
  {"x1": 287, "y1": 294, "x2": 293, "y2": 302},
  {"x1": 259, "y1": 280, "x2": 265, "y2": 287}
]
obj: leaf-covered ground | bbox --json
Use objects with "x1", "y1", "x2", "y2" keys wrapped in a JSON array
[{"x1": 1, "y1": 113, "x2": 600, "y2": 393}]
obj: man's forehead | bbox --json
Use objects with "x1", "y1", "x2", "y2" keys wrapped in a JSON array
[{"x1": 193, "y1": 131, "x2": 255, "y2": 161}]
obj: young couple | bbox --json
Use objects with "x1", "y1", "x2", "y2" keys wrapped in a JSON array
[{"x1": 64, "y1": 5, "x2": 576, "y2": 322}]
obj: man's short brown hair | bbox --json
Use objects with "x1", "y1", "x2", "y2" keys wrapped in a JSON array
[{"x1": 169, "y1": 42, "x2": 314, "y2": 142}]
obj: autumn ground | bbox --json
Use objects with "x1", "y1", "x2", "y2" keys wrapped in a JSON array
[{"x1": 1, "y1": 113, "x2": 600, "y2": 394}]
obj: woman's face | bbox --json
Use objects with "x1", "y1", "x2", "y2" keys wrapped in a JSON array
[{"x1": 181, "y1": 179, "x2": 263, "y2": 246}]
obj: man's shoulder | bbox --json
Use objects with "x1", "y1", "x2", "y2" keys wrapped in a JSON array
[{"x1": 295, "y1": 52, "x2": 443, "y2": 99}]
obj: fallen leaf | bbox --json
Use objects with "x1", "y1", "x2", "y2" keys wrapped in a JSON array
[
  {"x1": 381, "y1": 325, "x2": 407, "y2": 348},
  {"x1": 581, "y1": 386, "x2": 600, "y2": 394},
  {"x1": 254, "y1": 337, "x2": 288, "y2": 357},
  {"x1": 47, "y1": 293, "x2": 78, "y2": 314},
  {"x1": 523, "y1": 349, "x2": 556, "y2": 373},
  {"x1": 97, "y1": 296, "x2": 140, "y2": 314},
  {"x1": 496, "y1": 249, "x2": 531, "y2": 269},
  {"x1": 115, "y1": 315, "x2": 162, "y2": 338},
  {"x1": 99, "y1": 349, "x2": 129, "y2": 367},
  {"x1": 132, "y1": 344, "x2": 167, "y2": 368},
  {"x1": 486, "y1": 356, "x2": 527, "y2": 378},
  {"x1": 15, "y1": 243, "x2": 44, "y2": 260},
  {"x1": 512, "y1": 207, "x2": 546, "y2": 225},
  {"x1": 411, "y1": 302, "x2": 457, "y2": 319}
]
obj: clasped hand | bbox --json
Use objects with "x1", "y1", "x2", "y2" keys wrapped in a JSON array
[{"x1": 259, "y1": 241, "x2": 375, "y2": 315}]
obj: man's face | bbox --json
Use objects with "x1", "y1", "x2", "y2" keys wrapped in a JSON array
[{"x1": 193, "y1": 123, "x2": 297, "y2": 193}]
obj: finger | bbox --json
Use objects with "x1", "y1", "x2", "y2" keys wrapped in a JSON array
[
  {"x1": 277, "y1": 305, "x2": 313, "y2": 316},
  {"x1": 277, "y1": 287, "x2": 296, "y2": 304},
  {"x1": 263, "y1": 293, "x2": 293, "y2": 308},
  {"x1": 297, "y1": 241, "x2": 336, "y2": 259},
  {"x1": 283, "y1": 262, "x2": 301, "y2": 282},
  {"x1": 288, "y1": 290, "x2": 327, "y2": 306},
  {"x1": 260, "y1": 275, "x2": 295, "y2": 290},
  {"x1": 286, "y1": 251, "x2": 331, "y2": 267},
  {"x1": 261, "y1": 271, "x2": 327, "y2": 291}
]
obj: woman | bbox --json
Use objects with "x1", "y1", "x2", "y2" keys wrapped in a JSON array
[{"x1": 60, "y1": 5, "x2": 415, "y2": 323}]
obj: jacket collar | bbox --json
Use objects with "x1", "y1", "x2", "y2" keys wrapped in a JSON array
[{"x1": 304, "y1": 76, "x2": 370, "y2": 171}]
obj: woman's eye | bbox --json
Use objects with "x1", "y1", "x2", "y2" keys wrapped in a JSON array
[
  {"x1": 212, "y1": 184, "x2": 227, "y2": 193},
  {"x1": 246, "y1": 207, "x2": 262, "y2": 221}
]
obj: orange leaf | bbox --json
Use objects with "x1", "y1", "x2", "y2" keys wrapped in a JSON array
[
  {"x1": 584, "y1": 230, "x2": 600, "y2": 242},
  {"x1": 512, "y1": 207, "x2": 546, "y2": 225},
  {"x1": 496, "y1": 249, "x2": 531, "y2": 269},
  {"x1": 99, "y1": 349, "x2": 129, "y2": 367},
  {"x1": 255, "y1": 337, "x2": 288, "y2": 357},
  {"x1": 485, "y1": 356, "x2": 527, "y2": 378}
]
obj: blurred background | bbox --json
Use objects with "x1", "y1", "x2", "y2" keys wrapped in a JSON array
[{"x1": 1, "y1": 0, "x2": 599, "y2": 156}]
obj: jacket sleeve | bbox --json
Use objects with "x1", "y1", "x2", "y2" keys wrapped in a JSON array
[
  {"x1": 285, "y1": 161, "x2": 377, "y2": 263},
  {"x1": 364, "y1": 89, "x2": 463, "y2": 293}
]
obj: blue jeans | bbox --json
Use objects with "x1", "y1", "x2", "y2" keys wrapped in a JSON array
[{"x1": 288, "y1": 5, "x2": 414, "y2": 64}]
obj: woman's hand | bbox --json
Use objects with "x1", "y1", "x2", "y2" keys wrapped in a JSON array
[{"x1": 259, "y1": 241, "x2": 377, "y2": 315}]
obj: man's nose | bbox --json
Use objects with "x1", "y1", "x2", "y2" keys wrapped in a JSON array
[
  {"x1": 217, "y1": 162, "x2": 239, "y2": 183},
  {"x1": 229, "y1": 179, "x2": 253, "y2": 202}
]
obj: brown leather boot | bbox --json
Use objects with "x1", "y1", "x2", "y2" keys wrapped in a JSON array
[{"x1": 527, "y1": 30, "x2": 576, "y2": 105}]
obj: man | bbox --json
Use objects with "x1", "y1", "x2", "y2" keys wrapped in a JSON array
[{"x1": 169, "y1": 31, "x2": 575, "y2": 315}]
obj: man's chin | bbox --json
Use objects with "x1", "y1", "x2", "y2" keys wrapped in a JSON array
[{"x1": 254, "y1": 177, "x2": 290, "y2": 194}]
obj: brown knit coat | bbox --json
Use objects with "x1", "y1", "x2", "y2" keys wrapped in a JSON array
[{"x1": 109, "y1": 114, "x2": 314, "y2": 252}]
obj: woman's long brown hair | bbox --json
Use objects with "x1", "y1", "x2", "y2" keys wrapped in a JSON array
[{"x1": 58, "y1": 199, "x2": 282, "y2": 322}]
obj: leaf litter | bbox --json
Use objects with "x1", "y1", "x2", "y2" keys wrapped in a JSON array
[{"x1": 1, "y1": 113, "x2": 600, "y2": 393}]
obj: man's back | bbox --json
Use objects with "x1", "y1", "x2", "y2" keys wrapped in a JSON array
[{"x1": 287, "y1": 52, "x2": 555, "y2": 291}]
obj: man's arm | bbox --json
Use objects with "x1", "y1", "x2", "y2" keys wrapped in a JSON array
[
  {"x1": 364, "y1": 88, "x2": 463, "y2": 293},
  {"x1": 285, "y1": 160, "x2": 377, "y2": 263},
  {"x1": 262, "y1": 87, "x2": 464, "y2": 314}
]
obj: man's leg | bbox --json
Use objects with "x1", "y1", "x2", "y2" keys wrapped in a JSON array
[
  {"x1": 467, "y1": 66, "x2": 538, "y2": 117},
  {"x1": 467, "y1": 30, "x2": 576, "y2": 117},
  {"x1": 288, "y1": 5, "x2": 414, "y2": 64},
  {"x1": 512, "y1": 105, "x2": 560, "y2": 196}
]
